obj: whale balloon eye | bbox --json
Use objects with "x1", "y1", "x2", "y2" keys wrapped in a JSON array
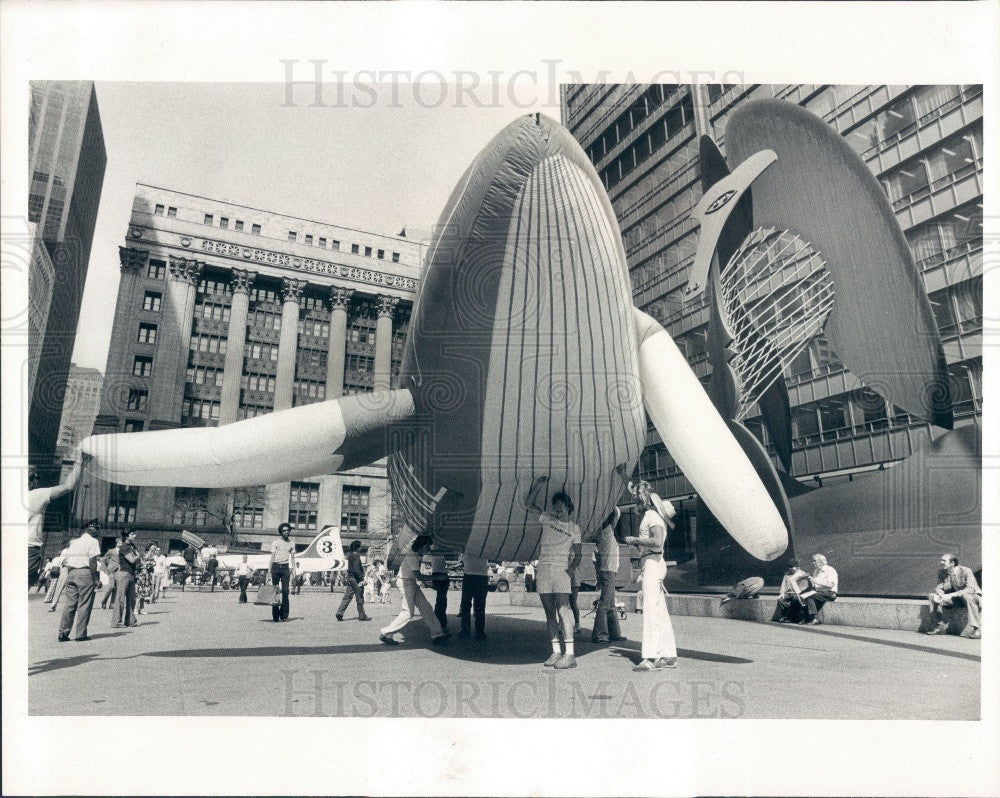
[{"x1": 705, "y1": 189, "x2": 738, "y2": 214}]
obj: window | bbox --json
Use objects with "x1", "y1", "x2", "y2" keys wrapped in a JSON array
[
  {"x1": 142, "y1": 291, "x2": 162, "y2": 312},
  {"x1": 137, "y1": 323, "x2": 157, "y2": 344},
  {"x1": 154, "y1": 204, "x2": 165, "y2": 216},
  {"x1": 252, "y1": 223, "x2": 261, "y2": 235},
  {"x1": 182, "y1": 398, "x2": 221, "y2": 421},
  {"x1": 392, "y1": 252, "x2": 400, "y2": 263},
  {"x1": 167, "y1": 206, "x2": 177, "y2": 218},
  {"x1": 204, "y1": 214, "x2": 214, "y2": 226},
  {"x1": 147, "y1": 259, "x2": 166, "y2": 279},
  {"x1": 219, "y1": 216, "x2": 229, "y2": 229},
  {"x1": 377, "y1": 249, "x2": 385, "y2": 259},
  {"x1": 106, "y1": 498, "x2": 137, "y2": 524},
  {"x1": 127, "y1": 389, "x2": 148, "y2": 411},
  {"x1": 233, "y1": 505, "x2": 264, "y2": 529},
  {"x1": 124, "y1": 419, "x2": 144, "y2": 433},
  {"x1": 318, "y1": 237, "x2": 327, "y2": 248},
  {"x1": 172, "y1": 488, "x2": 209, "y2": 526},
  {"x1": 288, "y1": 231, "x2": 297, "y2": 242},
  {"x1": 234, "y1": 220, "x2": 244, "y2": 232},
  {"x1": 289, "y1": 481, "x2": 320, "y2": 531},
  {"x1": 189, "y1": 334, "x2": 228, "y2": 354},
  {"x1": 351, "y1": 244, "x2": 360, "y2": 254},
  {"x1": 132, "y1": 356, "x2": 153, "y2": 377},
  {"x1": 852, "y1": 387, "x2": 888, "y2": 432},
  {"x1": 792, "y1": 404, "x2": 819, "y2": 441},
  {"x1": 331, "y1": 240, "x2": 340, "y2": 251},
  {"x1": 818, "y1": 399, "x2": 848, "y2": 441},
  {"x1": 364, "y1": 246, "x2": 372, "y2": 257},
  {"x1": 305, "y1": 234, "x2": 313, "y2": 246},
  {"x1": 341, "y1": 486, "x2": 370, "y2": 536},
  {"x1": 288, "y1": 509, "x2": 317, "y2": 531}
]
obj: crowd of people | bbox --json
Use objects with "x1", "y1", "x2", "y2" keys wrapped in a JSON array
[{"x1": 29, "y1": 463, "x2": 982, "y2": 660}]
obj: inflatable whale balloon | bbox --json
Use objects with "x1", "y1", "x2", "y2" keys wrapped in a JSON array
[{"x1": 81, "y1": 113, "x2": 788, "y2": 563}]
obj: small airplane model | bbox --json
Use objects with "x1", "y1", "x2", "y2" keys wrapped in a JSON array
[{"x1": 166, "y1": 526, "x2": 348, "y2": 574}]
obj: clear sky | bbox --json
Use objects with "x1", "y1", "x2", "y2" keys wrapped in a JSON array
[{"x1": 75, "y1": 80, "x2": 554, "y2": 371}]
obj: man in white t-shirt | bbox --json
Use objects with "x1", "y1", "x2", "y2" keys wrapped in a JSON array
[
  {"x1": 151, "y1": 547, "x2": 167, "y2": 602},
  {"x1": 58, "y1": 519, "x2": 101, "y2": 641},
  {"x1": 27, "y1": 459, "x2": 83, "y2": 587},
  {"x1": 269, "y1": 523, "x2": 296, "y2": 621}
]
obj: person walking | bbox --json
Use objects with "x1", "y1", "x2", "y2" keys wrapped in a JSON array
[
  {"x1": 430, "y1": 552, "x2": 450, "y2": 633},
  {"x1": 336, "y1": 540, "x2": 371, "y2": 622},
  {"x1": 458, "y1": 551, "x2": 489, "y2": 640},
  {"x1": 525, "y1": 477, "x2": 582, "y2": 669},
  {"x1": 269, "y1": 523, "x2": 296, "y2": 621},
  {"x1": 113, "y1": 530, "x2": 141, "y2": 628},
  {"x1": 57, "y1": 519, "x2": 101, "y2": 642},
  {"x1": 379, "y1": 535, "x2": 449, "y2": 646},
  {"x1": 592, "y1": 507, "x2": 625, "y2": 644},
  {"x1": 235, "y1": 555, "x2": 252, "y2": 603},
  {"x1": 98, "y1": 543, "x2": 120, "y2": 609},
  {"x1": 378, "y1": 561, "x2": 392, "y2": 604},
  {"x1": 624, "y1": 481, "x2": 677, "y2": 671},
  {"x1": 152, "y1": 547, "x2": 166, "y2": 602}
]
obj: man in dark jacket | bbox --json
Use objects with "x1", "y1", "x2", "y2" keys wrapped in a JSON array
[
  {"x1": 114, "y1": 530, "x2": 141, "y2": 627},
  {"x1": 336, "y1": 540, "x2": 370, "y2": 621}
]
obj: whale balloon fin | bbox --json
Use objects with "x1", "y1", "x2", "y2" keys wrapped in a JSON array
[
  {"x1": 634, "y1": 307, "x2": 788, "y2": 561},
  {"x1": 79, "y1": 389, "x2": 415, "y2": 488}
]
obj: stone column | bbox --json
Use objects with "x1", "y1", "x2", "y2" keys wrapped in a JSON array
[
  {"x1": 273, "y1": 277, "x2": 305, "y2": 412},
  {"x1": 218, "y1": 268, "x2": 256, "y2": 425},
  {"x1": 99, "y1": 247, "x2": 148, "y2": 417},
  {"x1": 373, "y1": 295, "x2": 399, "y2": 391},
  {"x1": 325, "y1": 286, "x2": 354, "y2": 400},
  {"x1": 148, "y1": 257, "x2": 201, "y2": 422}
]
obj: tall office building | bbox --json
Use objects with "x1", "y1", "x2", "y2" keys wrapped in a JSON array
[
  {"x1": 28, "y1": 81, "x2": 107, "y2": 475},
  {"x1": 84, "y1": 185, "x2": 424, "y2": 556},
  {"x1": 55, "y1": 363, "x2": 104, "y2": 460},
  {"x1": 562, "y1": 84, "x2": 983, "y2": 560}
]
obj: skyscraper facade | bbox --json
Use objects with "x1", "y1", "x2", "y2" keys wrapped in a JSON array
[
  {"x1": 28, "y1": 81, "x2": 107, "y2": 474},
  {"x1": 86, "y1": 184, "x2": 425, "y2": 557},
  {"x1": 56, "y1": 363, "x2": 104, "y2": 460},
  {"x1": 562, "y1": 84, "x2": 983, "y2": 560}
]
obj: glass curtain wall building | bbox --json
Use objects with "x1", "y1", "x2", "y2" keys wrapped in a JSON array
[{"x1": 561, "y1": 84, "x2": 983, "y2": 564}]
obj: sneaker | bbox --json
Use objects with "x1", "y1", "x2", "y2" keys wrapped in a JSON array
[
  {"x1": 632, "y1": 659, "x2": 656, "y2": 672},
  {"x1": 808, "y1": 619, "x2": 821, "y2": 625},
  {"x1": 925, "y1": 622, "x2": 948, "y2": 635},
  {"x1": 960, "y1": 627, "x2": 982, "y2": 639},
  {"x1": 553, "y1": 654, "x2": 577, "y2": 669},
  {"x1": 543, "y1": 652, "x2": 561, "y2": 667},
  {"x1": 654, "y1": 657, "x2": 677, "y2": 669},
  {"x1": 379, "y1": 634, "x2": 400, "y2": 646}
]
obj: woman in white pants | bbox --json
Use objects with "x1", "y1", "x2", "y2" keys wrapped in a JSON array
[
  {"x1": 379, "y1": 535, "x2": 449, "y2": 646},
  {"x1": 625, "y1": 482, "x2": 677, "y2": 671}
]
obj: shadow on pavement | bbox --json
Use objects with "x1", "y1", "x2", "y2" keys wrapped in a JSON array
[
  {"x1": 141, "y1": 643, "x2": 391, "y2": 658},
  {"x1": 29, "y1": 654, "x2": 100, "y2": 676},
  {"x1": 778, "y1": 624, "x2": 981, "y2": 662}
]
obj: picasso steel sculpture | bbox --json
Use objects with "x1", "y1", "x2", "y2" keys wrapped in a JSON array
[
  {"x1": 80, "y1": 112, "x2": 789, "y2": 565},
  {"x1": 687, "y1": 100, "x2": 979, "y2": 594}
]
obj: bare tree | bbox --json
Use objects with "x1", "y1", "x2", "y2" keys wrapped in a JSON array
[{"x1": 173, "y1": 486, "x2": 272, "y2": 547}]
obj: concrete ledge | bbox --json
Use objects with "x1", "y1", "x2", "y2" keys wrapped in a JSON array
[{"x1": 508, "y1": 591, "x2": 976, "y2": 634}]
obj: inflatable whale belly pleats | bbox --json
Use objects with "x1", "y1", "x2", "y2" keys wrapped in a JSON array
[
  {"x1": 633, "y1": 307, "x2": 788, "y2": 561},
  {"x1": 80, "y1": 389, "x2": 415, "y2": 488},
  {"x1": 396, "y1": 114, "x2": 646, "y2": 562},
  {"x1": 725, "y1": 99, "x2": 952, "y2": 429}
]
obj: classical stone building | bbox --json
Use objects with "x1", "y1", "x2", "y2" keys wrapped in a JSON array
[{"x1": 86, "y1": 184, "x2": 424, "y2": 556}]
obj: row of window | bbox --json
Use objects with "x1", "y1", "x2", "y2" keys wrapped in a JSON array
[
  {"x1": 204, "y1": 214, "x2": 262, "y2": 235},
  {"x1": 600, "y1": 93, "x2": 695, "y2": 192},
  {"x1": 246, "y1": 341, "x2": 280, "y2": 362},
  {"x1": 152, "y1": 204, "x2": 178, "y2": 218},
  {"x1": 187, "y1": 366, "x2": 225, "y2": 387},
  {"x1": 190, "y1": 334, "x2": 229, "y2": 354},
  {"x1": 183, "y1": 398, "x2": 221, "y2": 421},
  {"x1": 242, "y1": 373, "x2": 277, "y2": 394},
  {"x1": 295, "y1": 380, "x2": 328, "y2": 400},
  {"x1": 286, "y1": 231, "x2": 403, "y2": 264},
  {"x1": 881, "y1": 130, "x2": 982, "y2": 207},
  {"x1": 107, "y1": 483, "x2": 373, "y2": 532},
  {"x1": 198, "y1": 302, "x2": 232, "y2": 323},
  {"x1": 585, "y1": 84, "x2": 683, "y2": 163}
]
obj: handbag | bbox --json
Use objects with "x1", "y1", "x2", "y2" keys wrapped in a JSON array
[{"x1": 254, "y1": 584, "x2": 277, "y2": 605}]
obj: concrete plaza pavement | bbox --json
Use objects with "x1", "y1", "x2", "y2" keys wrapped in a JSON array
[{"x1": 28, "y1": 588, "x2": 980, "y2": 719}]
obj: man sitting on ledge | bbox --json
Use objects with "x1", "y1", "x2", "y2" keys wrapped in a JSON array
[{"x1": 925, "y1": 553, "x2": 981, "y2": 638}]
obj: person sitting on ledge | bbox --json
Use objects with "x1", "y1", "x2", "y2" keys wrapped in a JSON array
[
  {"x1": 771, "y1": 559, "x2": 810, "y2": 624},
  {"x1": 925, "y1": 553, "x2": 981, "y2": 638},
  {"x1": 802, "y1": 553, "x2": 838, "y2": 625}
]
